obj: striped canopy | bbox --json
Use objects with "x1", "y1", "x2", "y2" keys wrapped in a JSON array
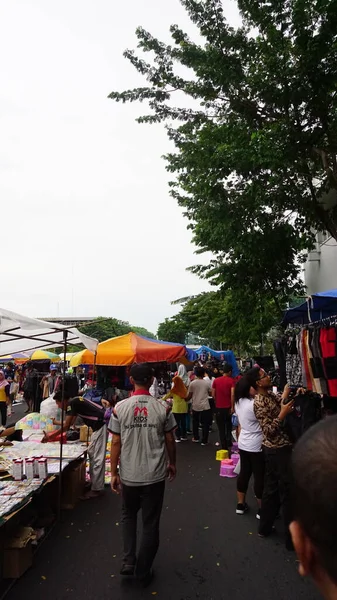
[{"x1": 30, "y1": 350, "x2": 61, "y2": 362}]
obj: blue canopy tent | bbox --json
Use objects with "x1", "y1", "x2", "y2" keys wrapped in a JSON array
[
  {"x1": 195, "y1": 345, "x2": 239, "y2": 376},
  {"x1": 282, "y1": 289, "x2": 337, "y2": 325}
]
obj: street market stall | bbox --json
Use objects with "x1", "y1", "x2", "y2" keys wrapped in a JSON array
[
  {"x1": 195, "y1": 345, "x2": 239, "y2": 376},
  {"x1": 274, "y1": 289, "x2": 337, "y2": 403},
  {"x1": 0, "y1": 309, "x2": 98, "y2": 578},
  {"x1": 70, "y1": 332, "x2": 196, "y2": 366},
  {"x1": 282, "y1": 288, "x2": 337, "y2": 325}
]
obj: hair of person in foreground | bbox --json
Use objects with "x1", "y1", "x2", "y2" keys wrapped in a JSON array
[{"x1": 290, "y1": 415, "x2": 337, "y2": 600}]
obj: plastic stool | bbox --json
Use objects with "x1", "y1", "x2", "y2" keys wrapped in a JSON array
[
  {"x1": 221, "y1": 458, "x2": 233, "y2": 466},
  {"x1": 216, "y1": 450, "x2": 228, "y2": 461},
  {"x1": 220, "y1": 464, "x2": 237, "y2": 478}
]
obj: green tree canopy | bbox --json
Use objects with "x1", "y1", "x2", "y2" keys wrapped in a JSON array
[
  {"x1": 76, "y1": 317, "x2": 155, "y2": 344},
  {"x1": 157, "y1": 317, "x2": 188, "y2": 344},
  {"x1": 158, "y1": 289, "x2": 280, "y2": 354},
  {"x1": 110, "y1": 0, "x2": 337, "y2": 307}
]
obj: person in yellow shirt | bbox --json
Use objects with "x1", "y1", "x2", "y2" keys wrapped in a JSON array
[
  {"x1": 0, "y1": 370, "x2": 10, "y2": 427},
  {"x1": 164, "y1": 376, "x2": 188, "y2": 442}
]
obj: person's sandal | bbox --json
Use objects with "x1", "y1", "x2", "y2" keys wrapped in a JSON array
[{"x1": 120, "y1": 564, "x2": 135, "y2": 577}]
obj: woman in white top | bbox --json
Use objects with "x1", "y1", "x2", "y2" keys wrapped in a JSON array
[{"x1": 234, "y1": 377, "x2": 264, "y2": 518}]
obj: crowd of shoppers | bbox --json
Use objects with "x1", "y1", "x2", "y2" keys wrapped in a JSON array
[{"x1": 2, "y1": 355, "x2": 334, "y2": 598}]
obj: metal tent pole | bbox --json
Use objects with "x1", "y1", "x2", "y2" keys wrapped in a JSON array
[{"x1": 57, "y1": 330, "x2": 68, "y2": 520}]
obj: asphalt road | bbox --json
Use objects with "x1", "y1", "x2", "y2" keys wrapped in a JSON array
[{"x1": 7, "y1": 434, "x2": 320, "y2": 600}]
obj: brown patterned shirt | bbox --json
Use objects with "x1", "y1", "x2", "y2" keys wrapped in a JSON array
[{"x1": 254, "y1": 391, "x2": 292, "y2": 449}]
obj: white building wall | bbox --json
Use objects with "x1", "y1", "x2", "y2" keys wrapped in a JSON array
[{"x1": 304, "y1": 234, "x2": 337, "y2": 294}]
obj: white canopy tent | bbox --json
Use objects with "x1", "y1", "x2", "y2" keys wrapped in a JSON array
[
  {"x1": 0, "y1": 308, "x2": 98, "y2": 357},
  {"x1": 0, "y1": 309, "x2": 98, "y2": 518}
]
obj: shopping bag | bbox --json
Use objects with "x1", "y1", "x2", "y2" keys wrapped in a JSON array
[{"x1": 233, "y1": 458, "x2": 241, "y2": 475}]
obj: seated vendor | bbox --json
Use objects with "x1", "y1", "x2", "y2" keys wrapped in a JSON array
[{"x1": 44, "y1": 390, "x2": 107, "y2": 500}]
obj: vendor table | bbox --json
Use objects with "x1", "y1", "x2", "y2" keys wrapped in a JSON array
[{"x1": 0, "y1": 440, "x2": 88, "y2": 524}]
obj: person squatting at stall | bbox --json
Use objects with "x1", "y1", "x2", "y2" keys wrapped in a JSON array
[
  {"x1": 290, "y1": 416, "x2": 337, "y2": 600},
  {"x1": 44, "y1": 390, "x2": 107, "y2": 499},
  {"x1": 109, "y1": 363, "x2": 176, "y2": 587}
]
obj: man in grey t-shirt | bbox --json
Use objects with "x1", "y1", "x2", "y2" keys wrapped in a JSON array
[
  {"x1": 187, "y1": 366, "x2": 212, "y2": 445},
  {"x1": 109, "y1": 363, "x2": 176, "y2": 586}
]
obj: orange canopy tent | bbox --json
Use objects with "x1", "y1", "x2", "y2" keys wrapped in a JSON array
[{"x1": 70, "y1": 332, "x2": 189, "y2": 367}]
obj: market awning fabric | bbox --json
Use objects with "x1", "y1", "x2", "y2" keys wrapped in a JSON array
[
  {"x1": 282, "y1": 289, "x2": 337, "y2": 325},
  {"x1": 30, "y1": 350, "x2": 61, "y2": 362},
  {"x1": 58, "y1": 352, "x2": 77, "y2": 361},
  {"x1": 0, "y1": 308, "x2": 98, "y2": 357},
  {"x1": 0, "y1": 352, "x2": 30, "y2": 362},
  {"x1": 70, "y1": 332, "x2": 194, "y2": 367}
]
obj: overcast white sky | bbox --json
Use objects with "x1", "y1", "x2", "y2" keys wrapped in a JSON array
[{"x1": 0, "y1": 0, "x2": 241, "y2": 334}]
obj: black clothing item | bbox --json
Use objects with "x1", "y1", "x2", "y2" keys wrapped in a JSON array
[
  {"x1": 259, "y1": 445, "x2": 293, "y2": 547},
  {"x1": 192, "y1": 409, "x2": 212, "y2": 444},
  {"x1": 122, "y1": 481, "x2": 165, "y2": 579},
  {"x1": 273, "y1": 339, "x2": 287, "y2": 390},
  {"x1": 324, "y1": 356, "x2": 337, "y2": 379},
  {"x1": 4, "y1": 368, "x2": 15, "y2": 381},
  {"x1": 66, "y1": 396, "x2": 105, "y2": 431},
  {"x1": 237, "y1": 449, "x2": 265, "y2": 499},
  {"x1": 284, "y1": 392, "x2": 322, "y2": 444},
  {"x1": 215, "y1": 408, "x2": 233, "y2": 450},
  {"x1": 253, "y1": 356, "x2": 275, "y2": 373},
  {"x1": 173, "y1": 413, "x2": 186, "y2": 440},
  {"x1": 309, "y1": 356, "x2": 325, "y2": 379},
  {"x1": 0, "y1": 403, "x2": 7, "y2": 427},
  {"x1": 322, "y1": 395, "x2": 337, "y2": 413},
  {"x1": 63, "y1": 375, "x2": 79, "y2": 398},
  {"x1": 23, "y1": 369, "x2": 38, "y2": 398}
]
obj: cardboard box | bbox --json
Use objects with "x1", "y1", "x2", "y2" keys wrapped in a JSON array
[
  {"x1": 61, "y1": 459, "x2": 86, "y2": 510},
  {"x1": 3, "y1": 543, "x2": 32, "y2": 579},
  {"x1": 2, "y1": 526, "x2": 35, "y2": 581},
  {"x1": 79, "y1": 425, "x2": 92, "y2": 442}
]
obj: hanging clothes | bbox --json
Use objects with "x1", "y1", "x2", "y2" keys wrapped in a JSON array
[
  {"x1": 285, "y1": 334, "x2": 303, "y2": 386},
  {"x1": 297, "y1": 331, "x2": 307, "y2": 389},
  {"x1": 310, "y1": 327, "x2": 328, "y2": 395},
  {"x1": 273, "y1": 338, "x2": 287, "y2": 390},
  {"x1": 320, "y1": 328, "x2": 337, "y2": 397},
  {"x1": 303, "y1": 330, "x2": 314, "y2": 392}
]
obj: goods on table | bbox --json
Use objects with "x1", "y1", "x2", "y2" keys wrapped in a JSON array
[
  {"x1": 0, "y1": 480, "x2": 43, "y2": 521},
  {"x1": 14, "y1": 413, "x2": 55, "y2": 433},
  {"x1": 0, "y1": 440, "x2": 86, "y2": 461},
  {"x1": 105, "y1": 438, "x2": 111, "y2": 485}
]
